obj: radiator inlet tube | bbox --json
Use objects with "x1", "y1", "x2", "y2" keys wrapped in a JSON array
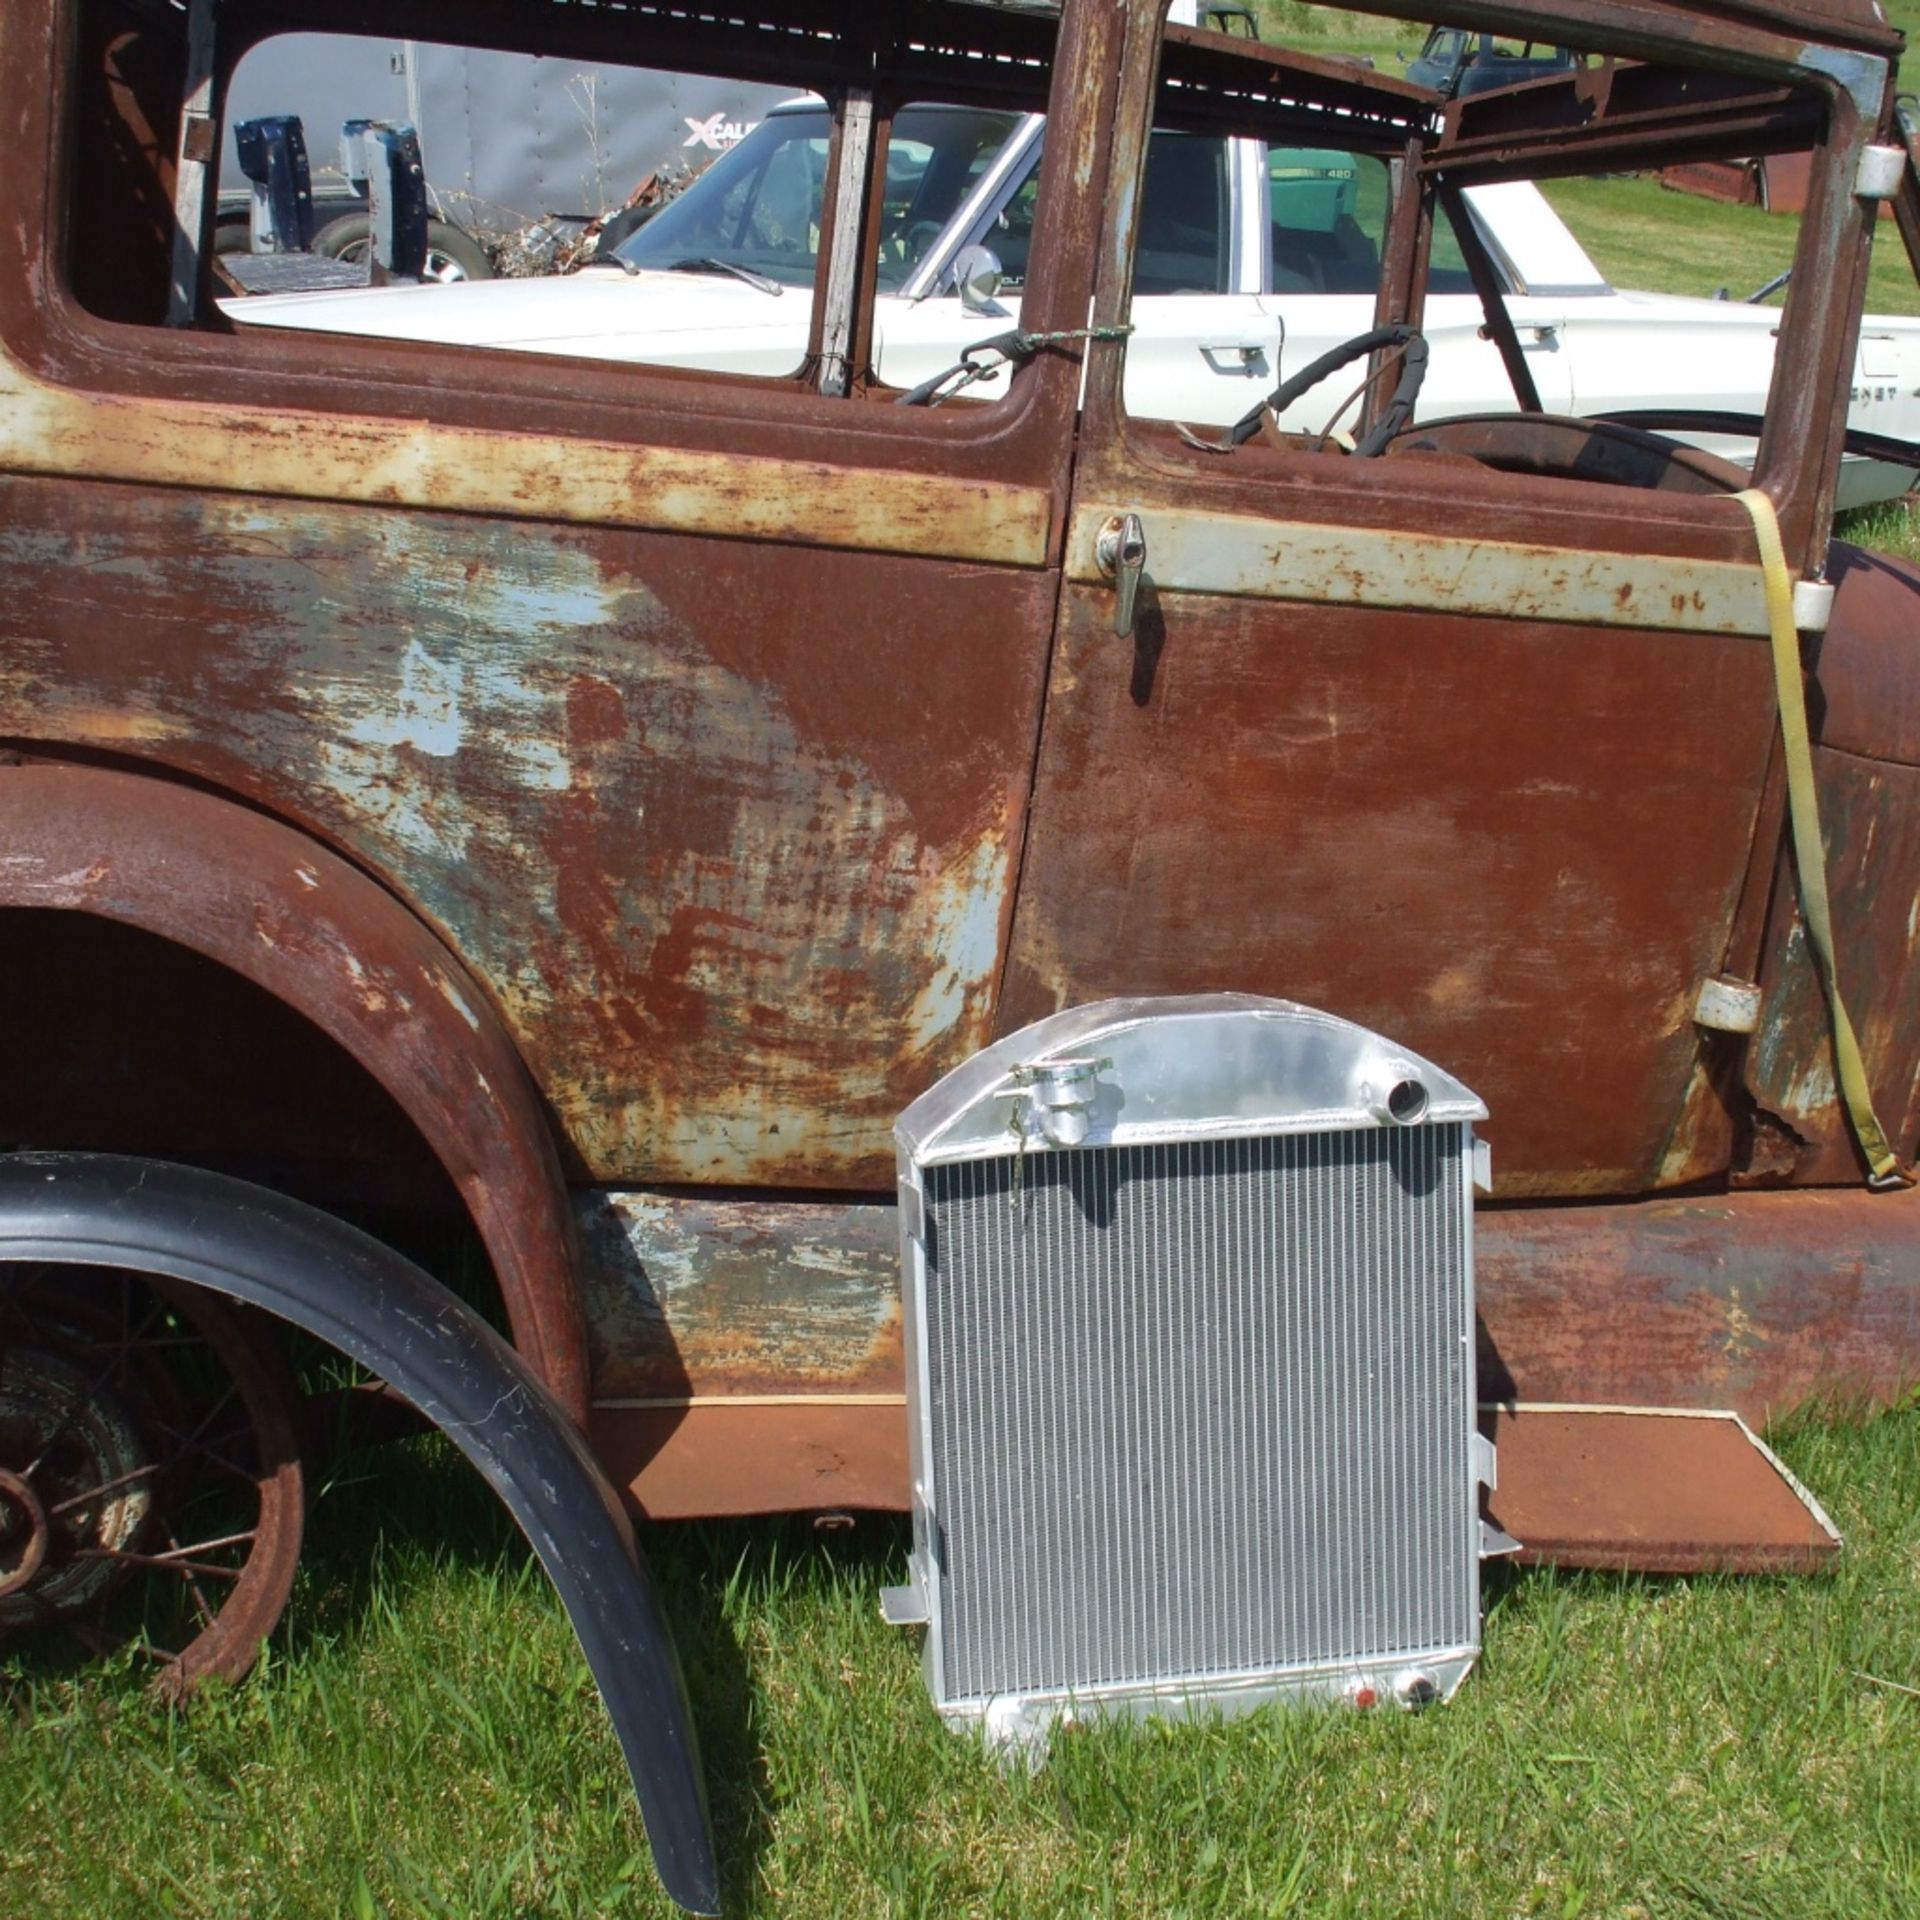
[
  {"x1": 1022, "y1": 1058, "x2": 1103, "y2": 1146},
  {"x1": 1364, "y1": 1064, "x2": 1430, "y2": 1127}
]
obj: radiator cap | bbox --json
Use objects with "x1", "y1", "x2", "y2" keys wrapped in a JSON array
[{"x1": 896, "y1": 993, "x2": 1487, "y2": 1168}]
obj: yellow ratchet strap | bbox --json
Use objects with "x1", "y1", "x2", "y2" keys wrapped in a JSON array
[{"x1": 1735, "y1": 487, "x2": 1906, "y2": 1188}]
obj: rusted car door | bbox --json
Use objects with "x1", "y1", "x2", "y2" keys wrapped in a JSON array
[{"x1": 998, "y1": 25, "x2": 1785, "y2": 1200}]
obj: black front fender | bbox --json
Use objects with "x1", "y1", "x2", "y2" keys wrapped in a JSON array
[{"x1": 0, "y1": 1152, "x2": 720, "y2": 1917}]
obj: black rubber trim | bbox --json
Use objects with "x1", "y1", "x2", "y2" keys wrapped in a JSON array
[
  {"x1": 1595, "y1": 408, "x2": 1920, "y2": 470},
  {"x1": 0, "y1": 1152, "x2": 720, "y2": 1917}
]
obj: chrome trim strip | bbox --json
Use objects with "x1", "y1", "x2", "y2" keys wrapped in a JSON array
[{"x1": 1068, "y1": 499, "x2": 1771, "y2": 635}]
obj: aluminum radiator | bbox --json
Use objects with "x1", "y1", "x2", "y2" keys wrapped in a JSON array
[{"x1": 884, "y1": 994, "x2": 1494, "y2": 1750}]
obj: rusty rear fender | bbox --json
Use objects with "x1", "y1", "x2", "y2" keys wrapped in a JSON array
[{"x1": 0, "y1": 759, "x2": 591, "y2": 1421}]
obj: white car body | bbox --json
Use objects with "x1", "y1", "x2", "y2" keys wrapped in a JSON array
[{"x1": 224, "y1": 103, "x2": 1920, "y2": 506}]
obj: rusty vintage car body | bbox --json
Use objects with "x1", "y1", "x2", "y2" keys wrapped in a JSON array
[{"x1": 5, "y1": 0, "x2": 1920, "y2": 1902}]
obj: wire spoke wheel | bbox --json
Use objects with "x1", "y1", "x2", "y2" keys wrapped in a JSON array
[{"x1": 0, "y1": 1268, "x2": 304, "y2": 1700}]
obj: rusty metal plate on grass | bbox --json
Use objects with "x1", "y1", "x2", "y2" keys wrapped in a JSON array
[
  {"x1": 591, "y1": 1399, "x2": 907, "y2": 1519},
  {"x1": 1481, "y1": 1404, "x2": 1841, "y2": 1574}
]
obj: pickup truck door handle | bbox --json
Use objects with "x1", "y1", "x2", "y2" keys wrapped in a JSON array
[
  {"x1": 1096, "y1": 512, "x2": 1148, "y2": 637},
  {"x1": 1199, "y1": 337, "x2": 1271, "y2": 375}
]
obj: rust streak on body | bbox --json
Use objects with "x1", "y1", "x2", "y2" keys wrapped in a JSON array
[{"x1": 0, "y1": 347, "x2": 1052, "y2": 567}]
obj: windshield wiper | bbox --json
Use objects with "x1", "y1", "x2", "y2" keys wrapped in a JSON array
[{"x1": 664, "y1": 256, "x2": 783, "y2": 297}]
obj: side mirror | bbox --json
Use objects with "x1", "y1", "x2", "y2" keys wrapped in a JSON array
[{"x1": 953, "y1": 244, "x2": 1006, "y2": 315}]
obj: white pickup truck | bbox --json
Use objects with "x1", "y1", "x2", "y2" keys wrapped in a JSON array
[{"x1": 227, "y1": 99, "x2": 1920, "y2": 505}]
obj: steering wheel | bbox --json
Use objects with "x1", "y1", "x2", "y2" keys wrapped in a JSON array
[
  {"x1": 1218, "y1": 323, "x2": 1428, "y2": 456},
  {"x1": 898, "y1": 219, "x2": 947, "y2": 264}
]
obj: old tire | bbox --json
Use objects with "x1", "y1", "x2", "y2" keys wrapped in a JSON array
[{"x1": 311, "y1": 212, "x2": 494, "y2": 283}]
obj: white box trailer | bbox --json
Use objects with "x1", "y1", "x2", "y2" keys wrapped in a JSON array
[{"x1": 221, "y1": 32, "x2": 793, "y2": 239}]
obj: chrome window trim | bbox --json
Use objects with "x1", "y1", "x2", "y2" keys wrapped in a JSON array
[{"x1": 902, "y1": 112, "x2": 1047, "y2": 300}]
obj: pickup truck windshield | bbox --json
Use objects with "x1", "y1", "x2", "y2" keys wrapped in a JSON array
[{"x1": 615, "y1": 103, "x2": 1023, "y2": 291}]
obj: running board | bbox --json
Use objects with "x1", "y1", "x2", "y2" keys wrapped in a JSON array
[{"x1": 1480, "y1": 1403, "x2": 1841, "y2": 1574}]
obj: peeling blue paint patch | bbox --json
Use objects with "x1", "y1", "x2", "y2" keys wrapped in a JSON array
[{"x1": 0, "y1": 482, "x2": 1036, "y2": 1188}]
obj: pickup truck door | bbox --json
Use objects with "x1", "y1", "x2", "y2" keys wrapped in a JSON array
[
  {"x1": 999, "y1": 89, "x2": 1780, "y2": 1200},
  {"x1": 877, "y1": 127, "x2": 1581, "y2": 428},
  {"x1": 875, "y1": 129, "x2": 1283, "y2": 420},
  {"x1": 1256, "y1": 147, "x2": 1575, "y2": 426},
  {"x1": 1409, "y1": 291, "x2": 1575, "y2": 419}
]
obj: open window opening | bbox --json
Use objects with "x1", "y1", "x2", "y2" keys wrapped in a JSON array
[
  {"x1": 55, "y1": 0, "x2": 1920, "y2": 496},
  {"x1": 1107, "y1": 2, "x2": 1920, "y2": 509},
  {"x1": 63, "y1": 0, "x2": 1061, "y2": 411}
]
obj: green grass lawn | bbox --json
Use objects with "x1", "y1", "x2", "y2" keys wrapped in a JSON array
[
  {"x1": 6, "y1": 1403, "x2": 1920, "y2": 1918},
  {"x1": 1839, "y1": 495, "x2": 1920, "y2": 562},
  {"x1": 1248, "y1": 0, "x2": 1428, "y2": 66},
  {"x1": 1539, "y1": 176, "x2": 1920, "y2": 319}
]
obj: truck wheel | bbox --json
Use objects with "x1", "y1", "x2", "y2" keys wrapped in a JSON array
[
  {"x1": 311, "y1": 212, "x2": 494, "y2": 283},
  {"x1": 0, "y1": 1268, "x2": 304, "y2": 1700}
]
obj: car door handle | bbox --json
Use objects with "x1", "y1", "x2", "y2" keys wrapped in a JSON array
[
  {"x1": 1484, "y1": 323, "x2": 1562, "y2": 350},
  {"x1": 1198, "y1": 338, "x2": 1271, "y2": 375},
  {"x1": 1096, "y1": 512, "x2": 1147, "y2": 637}
]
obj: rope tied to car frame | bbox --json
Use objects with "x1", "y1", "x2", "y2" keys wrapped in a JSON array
[{"x1": 894, "y1": 322, "x2": 1136, "y2": 407}]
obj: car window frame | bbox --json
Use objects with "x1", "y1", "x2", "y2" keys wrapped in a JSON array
[
  {"x1": 22, "y1": 0, "x2": 1119, "y2": 493},
  {"x1": 945, "y1": 121, "x2": 1261, "y2": 304},
  {"x1": 904, "y1": 114, "x2": 1048, "y2": 299}
]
